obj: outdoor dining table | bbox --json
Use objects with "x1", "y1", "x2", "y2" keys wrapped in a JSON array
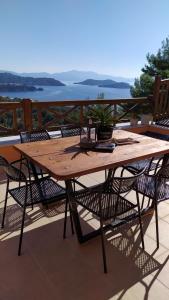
[{"x1": 14, "y1": 129, "x2": 169, "y2": 243}]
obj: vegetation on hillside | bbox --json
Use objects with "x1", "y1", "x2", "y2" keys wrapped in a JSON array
[
  {"x1": 0, "y1": 72, "x2": 65, "y2": 87},
  {"x1": 131, "y1": 37, "x2": 169, "y2": 97}
]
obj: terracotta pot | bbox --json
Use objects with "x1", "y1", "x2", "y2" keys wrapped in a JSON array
[
  {"x1": 141, "y1": 114, "x2": 153, "y2": 125},
  {"x1": 130, "y1": 118, "x2": 139, "y2": 126}
]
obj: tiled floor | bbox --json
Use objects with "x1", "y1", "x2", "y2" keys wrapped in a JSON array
[{"x1": 1, "y1": 171, "x2": 169, "y2": 300}]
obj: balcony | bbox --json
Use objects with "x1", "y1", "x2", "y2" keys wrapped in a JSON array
[{"x1": 1, "y1": 94, "x2": 169, "y2": 299}]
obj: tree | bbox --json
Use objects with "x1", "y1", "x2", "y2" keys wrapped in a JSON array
[
  {"x1": 130, "y1": 74, "x2": 154, "y2": 97},
  {"x1": 131, "y1": 37, "x2": 169, "y2": 97}
]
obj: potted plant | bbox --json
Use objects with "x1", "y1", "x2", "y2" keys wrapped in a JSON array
[
  {"x1": 89, "y1": 105, "x2": 117, "y2": 140},
  {"x1": 130, "y1": 112, "x2": 139, "y2": 126},
  {"x1": 140, "y1": 102, "x2": 153, "y2": 125},
  {"x1": 121, "y1": 102, "x2": 140, "y2": 126}
]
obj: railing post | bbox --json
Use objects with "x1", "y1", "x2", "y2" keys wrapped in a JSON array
[
  {"x1": 153, "y1": 76, "x2": 161, "y2": 121},
  {"x1": 23, "y1": 99, "x2": 32, "y2": 131},
  {"x1": 114, "y1": 104, "x2": 117, "y2": 116},
  {"x1": 80, "y1": 105, "x2": 84, "y2": 125}
]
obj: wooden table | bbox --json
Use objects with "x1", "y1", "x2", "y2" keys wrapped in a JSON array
[{"x1": 14, "y1": 129, "x2": 169, "y2": 242}]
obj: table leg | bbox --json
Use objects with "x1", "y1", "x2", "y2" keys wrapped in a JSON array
[
  {"x1": 65, "y1": 180, "x2": 83, "y2": 243},
  {"x1": 65, "y1": 180, "x2": 102, "y2": 243}
]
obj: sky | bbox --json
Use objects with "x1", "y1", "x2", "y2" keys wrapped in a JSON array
[{"x1": 0, "y1": 0, "x2": 169, "y2": 78}]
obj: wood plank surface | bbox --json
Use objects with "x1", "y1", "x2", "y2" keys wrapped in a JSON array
[{"x1": 14, "y1": 130, "x2": 169, "y2": 180}]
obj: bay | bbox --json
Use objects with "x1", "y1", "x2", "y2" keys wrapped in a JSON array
[{"x1": 0, "y1": 82, "x2": 131, "y2": 101}]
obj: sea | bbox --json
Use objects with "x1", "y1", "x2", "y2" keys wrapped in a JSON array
[{"x1": 0, "y1": 82, "x2": 131, "y2": 101}]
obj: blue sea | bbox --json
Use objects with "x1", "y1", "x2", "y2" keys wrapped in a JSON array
[{"x1": 0, "y1": 82, "x2": 131, "y2": 101}]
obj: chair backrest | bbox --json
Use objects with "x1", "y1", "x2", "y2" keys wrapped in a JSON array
[
  {"x1": 153, "y1": 76, "x2": 169, "y2": 123},
  {"x1": 20, "y1": 129, "x2": 50, "y2": 143},
  {"x1": 156, "y1": 160, "x2": 169, "y2": 179},
  {"x1": 60, "y1": 125, "x2": 81, "y2": 138},
  {"x1": 0, "y1": 156, "x2": 26, "y2": 182},
  {"x1": 105, "y1": 167, "x2": 147, "y2": 194}
]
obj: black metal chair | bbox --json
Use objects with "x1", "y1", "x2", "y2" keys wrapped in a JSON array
[
  {"x1": 156, "y1": 119, "x2": 169, "y2": 128},
  {"x1": 134, "y1": 157, "x2": 169, "y2": 249},
  {"x1": 64, "y1": 167, "x2": 146, "y2": 273},
  {"x1": 60, "y1": 125, "x2": 89, "y2": 189},
  {"x1": 121, "y1": 157, "x2": 163, "y2": 176},
  {"x1": 60, "y1": 125, "x2": 82, "y2": 138},
  {"x1": 0, "y1": 155, "x2": 69, "y2": 256},
  {"x1": 19, "y1": 129, "x2": 51, "y2": 182},
  {"x1": 20, "y1": 129, "x2": 51, "y2": 143}
]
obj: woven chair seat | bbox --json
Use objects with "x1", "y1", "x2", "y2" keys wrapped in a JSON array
[
  {"x1": 9, "y1": 177, "x2": 66, "y2": 207},
  {"x1": 156, "y1": 119, "x2": 169, "y2": 128},
  {"x1": 74, "y1": 188, "x2": 136, "y2": 221},
  {"x1": 136, "y1": 174, "x2": 169, "y2": 202}
]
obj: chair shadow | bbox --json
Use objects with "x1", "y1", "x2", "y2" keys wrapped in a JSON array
[
  {"x1": 0, "y1": 202, "x2": 168, "y2": 300},
  {"x1": 0, "y1": 199, "x2": 66, "y2": 240}
]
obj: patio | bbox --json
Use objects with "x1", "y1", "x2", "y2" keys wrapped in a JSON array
[
  {"x1": 1, "y1": 76, "x2": 169, "y2": 299},
  {"x1": 1, "y1": 169, "x2": 169, "y2": 300}
]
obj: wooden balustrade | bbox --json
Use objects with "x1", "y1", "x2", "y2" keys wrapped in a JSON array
[
  {"x1": 153, "y1": 76, "x2": 169, "y2": 121},
  {"x1": 0, "y1": 97, "x2": 149, "y2": 136}
]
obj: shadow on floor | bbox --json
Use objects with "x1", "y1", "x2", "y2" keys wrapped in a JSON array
[{"x1": 0, "y1": 205, "x2": 168, "y2": 300}]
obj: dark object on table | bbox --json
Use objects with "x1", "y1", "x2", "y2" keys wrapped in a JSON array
[
  {"x1": 79, "y1": 138, "x2": 116, "y2": 152},
  {"x1": 94, "y1": 142, "x2": 116, "y2": 152}
]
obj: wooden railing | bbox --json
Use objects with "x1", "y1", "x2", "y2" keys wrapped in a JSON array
[
  {"x1": 153, "y1": 76, "x2": 169, "y2": 121},
  {"x1": 0, "y1": 97, "x2": 149, "y2": 136}
]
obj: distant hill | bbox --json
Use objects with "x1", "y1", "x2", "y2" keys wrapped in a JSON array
[
  {"x1": 74, "y1": 79, "x2": 131, "y2": 89},
  {"x1": 0, "y1": 84, "x2": 43, "y2": 92},
  {"x1": 0, "y1": 72, "x2": 65, "y2": 86},
  {"x1": 0, "y1": 70, "x2": 134, "y2": 84}
]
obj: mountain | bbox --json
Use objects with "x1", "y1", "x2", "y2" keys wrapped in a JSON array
[
  {"x1": 0, "y1": 84, "x2": 43, "y2": 92},
  {"x1": 74, "y1": 79, "x2": 130, "y2": 89},
  {"x1": 0, "y1": 72, "x2": 65, "y2": 86},
  {"x1": 0, "y1": 70, "x2": 134, "y2": 84}
]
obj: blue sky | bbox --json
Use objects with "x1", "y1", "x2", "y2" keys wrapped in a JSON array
[{"x1": 0, "y1": 0, "x2": 169, "y2": 77}]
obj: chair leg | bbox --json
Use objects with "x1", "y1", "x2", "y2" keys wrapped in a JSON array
[
  {"x1": 19, "y1": 158, "x2": 23, "y2": 188},
  {"x1": 18, "y1": 204, "x2": 26, "y2": 256},
  {"x1": 1, "y1": 179, "x2": 9, "y2": 228},
  {"x1": 100, "y1": 218, "x2": 107, "y2": 273},
  {"x1": 27, "y1": 161, "x2": 34, "y2": 210},
  {"x1": 136, "y1": 191, "x2": 145, "y2": 250},
  {"x1": 63, "y1": 197, "x2": 68, "y2": 239},
  {"x1": 63, "y1": 197, "x2": 74, "y2": 239},
  {"x1": 69, "y1": 205, "x2": 74, "y2": 235}
]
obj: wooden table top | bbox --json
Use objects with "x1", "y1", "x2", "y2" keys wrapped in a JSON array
[{"x1": 14, "y1": 130, "x2": 169, "y2": 180}]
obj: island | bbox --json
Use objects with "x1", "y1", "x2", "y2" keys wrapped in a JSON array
[
  {"x1": 74, "y1": 79, "x2": 130, "y2": 89},
  {"x1": 0, "y1": 84, "x2": 43, "y2": 92},
  {"x1": 0, "y1": 72, "x2": 65, "y2": 86}
]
